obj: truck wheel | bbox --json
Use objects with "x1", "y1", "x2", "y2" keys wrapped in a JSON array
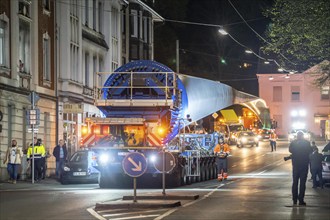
[
  {"x1": 213, "y1": 164, "x2": 218, "y2": 179},
  {"x1": 181, "y1": 167, "x2": 187, "y2": 186}
]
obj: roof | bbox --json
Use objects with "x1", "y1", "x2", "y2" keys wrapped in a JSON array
[{"x1": 130, "y1": 0, "x2": 164, "y2": 22}]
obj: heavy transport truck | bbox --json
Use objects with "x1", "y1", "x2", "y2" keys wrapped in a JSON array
[{"x1": 83, "y1": 60, "x2": 256, "y2": 188}]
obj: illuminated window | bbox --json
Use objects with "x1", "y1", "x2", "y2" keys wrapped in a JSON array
[{"x1": 321, "y1": 86, "x2": 329, "y2": 100}]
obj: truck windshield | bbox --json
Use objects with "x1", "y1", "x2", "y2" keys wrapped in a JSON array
[{"x1": 229, "y1": 125, "x2": 244, "y2": 132}]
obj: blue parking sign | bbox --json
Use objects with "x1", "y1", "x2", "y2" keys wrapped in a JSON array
[{"x1": 122, "y1": 152, "x2": 148, "y2": 177}]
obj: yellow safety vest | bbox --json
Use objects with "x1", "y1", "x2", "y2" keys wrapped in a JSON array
[{"x1": 27, "y1": 144, "x2": 46, "y2": 159}]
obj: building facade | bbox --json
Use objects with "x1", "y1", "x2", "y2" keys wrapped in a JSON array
[
  {"x1": 56, "y1": 0, "x2": 163, "y2": 159},
  {"x1": 0, "y1": 0, "x2": 57, "y2": 179},
  {"x1": 257, "y1": 62, "x2": 330, "y2": 138}
]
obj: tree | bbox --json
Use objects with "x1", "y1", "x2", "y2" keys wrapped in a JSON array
[{"x1": 262, "y1": 0, "x2": 330, "y2": 87}]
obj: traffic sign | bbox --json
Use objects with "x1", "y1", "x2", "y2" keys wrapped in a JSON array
[
  {"x1": 28, "y1": 91, "x2": 40, "y2": 104},
  {"x1": 26, "y1": 109, "x2": 40, "y2": 125},
  {"x1": 122, "y1": 152, "x2": 148, "y2": 177},
  {"x1": 153, "y1": 151, "x2": 176, "y2": 173}
]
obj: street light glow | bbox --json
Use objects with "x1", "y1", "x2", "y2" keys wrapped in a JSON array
[{"x1": 218, "y1": 27, "x2": 228, "y2": 35}]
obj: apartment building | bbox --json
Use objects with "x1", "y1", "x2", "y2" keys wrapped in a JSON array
[
  {"x1": 257, "y1": 61, "x2": 330, "y2": 137},
  {"x1": 56, "y1": 0, "x2": 163, "y2": 158},
  {"x1": 0, "y1": 0, "x2": 56, "y2": 179}
]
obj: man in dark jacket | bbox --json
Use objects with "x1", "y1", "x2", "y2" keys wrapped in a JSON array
[
  {"x1": 309, "y1": 148, "x2": 324, "y2": 188},
  {"x1": 289, "y1": 131, "x2": 313, "y2": 206},
  {"x1": 53, "y1": 139, "x2": 68, "y2": 178}
]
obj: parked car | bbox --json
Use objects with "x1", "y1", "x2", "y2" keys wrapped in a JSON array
[
  {"x1": 258, "y1": 129, "x2": 271, "y2": 141},
  {"x1": 236, "y1": 131, "x2": 259, "y2": 148},
  {"x1": 322, "y1": 151, "x2": 330, "y2": 184},
  {"x1": 61, "y1": 150, "x2": 99, "y2": 184},
  {"x1": 288, "y1": 129, "x2": 311, "y2": 142}
]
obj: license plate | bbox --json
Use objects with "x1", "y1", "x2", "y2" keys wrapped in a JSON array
[{"x1": 73, "y1": 172, "x2": 86, "y2": 176}]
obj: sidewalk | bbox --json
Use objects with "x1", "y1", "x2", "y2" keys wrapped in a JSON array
[{"x1": 0, "y1": 177, "x2": 63, "y2": 191}]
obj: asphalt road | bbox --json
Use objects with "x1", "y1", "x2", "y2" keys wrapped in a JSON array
[{"x1": 1, "y1": 140, "x2": 329, "y2": 220}]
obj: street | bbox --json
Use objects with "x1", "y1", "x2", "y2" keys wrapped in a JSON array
[{"x1": 1, "y1": 140, "x2": 329, "y2": 220}]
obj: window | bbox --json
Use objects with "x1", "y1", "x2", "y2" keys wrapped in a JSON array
[
  {"x1": 130, "y1": 10, "x2": 138, "y2": 38},
  {"x1": 273, "y1": 86, "x2": 282, "y2": 102},
  {"x1": 93, "y1": 0, "x2": 96, "y2": 30},
  {"x1": 273, "y1": 115, "x2": 282, "y2": 129},
  {"x1": 321, "y1": 86, "x2": 329, "y2": 100},
  {"x1": 291, "y1": 86, "x2": 300, "y2": 101},
  {"x1": 98, "y1": 2, "x2": 103, "y2": 33},
  {"x1": 0, "y1": 14, "x2": 10, "y2": 68},
  {"x1": 70, "y1": 0, "x2": 78, "y2": 17},
  {"x1": 143, "y1": 17, "x2": 148, "y2": 43},
  {"x1": 93, "y1": 56, "x2": 97, "y2": 87},
  {"x1": 70, "y1": 13, "x2": 79, "y2": 82},
  {"x1": 85, "y1": 0, "x2": 89, "y2": 25},
  {"x1": 19, "y1": 0, "x2": 31, "y2": 18},
  {"x1": 112, "y1": 7, "x2": 119, "y2": 71},
  {"x1": 43, "y1": 33, "x2": 51, "y2": 81},
  {"x1": 43, "y1": 0, "x2": 50, "y2": 11},
  {"x1": 139, "y1": 11, "x2": 143, "y2": 39},
  {"x1": 19, "y1": 19, "x2": 31, "y2": 74},
  {"x1": 85, "y1": 53, "x2": 89, "y2": 86}
]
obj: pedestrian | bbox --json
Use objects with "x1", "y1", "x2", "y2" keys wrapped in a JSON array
[
  {"x1": 309, "y1": 148, "x2": 324, "y2": 189},
  {"x1": 289, "y1": 131, "x2": 313, "y2": 206},
  {"x1": 309, "y1": 141, "x2": 318, "y2": 178},
  {"x1": 3, "y1": 139, "x2": 23, "y2": 184},
  {"x1": 53, "y1": 139, "x2": 68, "y2": 178},
  {"x1": 27, "y1": 137, "x2": 46, "y2": 182},
  {"x1": 269, "y1": 130, "x2": 277, "y2": 152},
  {"x1": 38, "y1": 138, "x2": 47, "y2": 179},
  {"x1": 214, "y1": 136, "x2": 230, "y2": 181}
]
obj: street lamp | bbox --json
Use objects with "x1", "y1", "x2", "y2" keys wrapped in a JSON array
[{"x1": 218, "y1": 26, "x2": 228, "y2": 35}]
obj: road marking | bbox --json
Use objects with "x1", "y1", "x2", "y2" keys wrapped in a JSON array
[
  {"x1": 102, "y1": 208, "x2": 168, "y2": 217},
  {"x1": 109, "y1": 214, "x2": 160, "y2": 220},
  {"x1": 231, "y1": 164, "x2": 237, "y2": 167},
  {"x1": 87, "y1": 207, "x2": 107, "y2": 220}
]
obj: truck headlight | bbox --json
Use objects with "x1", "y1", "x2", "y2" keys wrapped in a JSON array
[
  {"x1": 63, "y1": 166, "x2": 70, "y2": 171},
  {"x1": 149, "y1": 155, "x2": 157, "y2": 163},
  {"x1": 99, "y1": 154, "x2": 109, "y2": 164},
  {"x1": 241, "y1": 137, "x2": 247, "y2": 143}
]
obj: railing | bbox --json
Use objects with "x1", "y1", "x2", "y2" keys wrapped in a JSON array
[{"x1": 94, "y1": 71, "x2": 177, "y2": 102}]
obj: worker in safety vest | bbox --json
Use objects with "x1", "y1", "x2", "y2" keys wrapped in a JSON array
[
  {"x1": 214, "y1": 136, "x2": 230, "y2": 181},
  {"x1": 27, "y1": 137, "x2": 46, "y2": 181}
]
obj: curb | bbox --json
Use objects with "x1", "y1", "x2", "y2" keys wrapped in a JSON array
[
  {"x1": 95, "y1": 200, "x2": 181, "y2": 210},
  {"x1": 122, "y1": 194, "x2": 199, "y2": 200}
]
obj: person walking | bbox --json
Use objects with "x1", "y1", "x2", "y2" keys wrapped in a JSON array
[
  {"x1": 269, "y1": 130, "x2": 277, "y2": 152},
  {"x1": 309, "y1": 148, "x2": 324, "y2": 189},
  {"x1": 3, "y1": 139, "x2": 23, "y2": 184},
  {"x1": 27, "y1": 137, "x2": 46, "y2": 182},
  {"x1": 214, "y1": 137, "x2": 230, "y2": 181},
  {"x1": 53, "y1": 139, "x2": 68, "y2": 178},
  {"x1": 289, "y1": 131, "x2": 313, "y2": 206}
]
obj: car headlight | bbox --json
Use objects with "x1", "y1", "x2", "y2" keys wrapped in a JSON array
[
  {"x1": 289, "y1": 134, "x2": 294, "y2": 139},
  {"x1": 63, "y1": 166, "x2": 70, "y2": 171},
  {"x1": 254, "y1": 137, "x2": 259, "y2": 142},
  {"x1": 304, "y1": 133, "x2": 310, "y2": 139},
  {"x1": 241, "y1": 137, "x2": 247, "y2": 143}
]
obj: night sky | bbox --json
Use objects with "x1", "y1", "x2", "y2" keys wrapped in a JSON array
[{"x1": 152, "y1": 0, "x2": 275, "y2": 96}]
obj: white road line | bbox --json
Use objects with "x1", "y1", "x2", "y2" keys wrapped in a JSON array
[
  {"x1": 103, "y1": 208, "x2": 168, "y2": 217},
  {"x1": 155, "y1": 157, "x2": 285, "y2": 220},
  {"x1": 87, "y1": 207, "x2": 107, "y2": 220},
  {"x1": 109, "y1": 214, "x2": 160, "y2": 220}
]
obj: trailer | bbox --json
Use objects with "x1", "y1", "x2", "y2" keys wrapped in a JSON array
[{"x1": 84, "y1": 60, "x2": 264, "y2": 188}]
